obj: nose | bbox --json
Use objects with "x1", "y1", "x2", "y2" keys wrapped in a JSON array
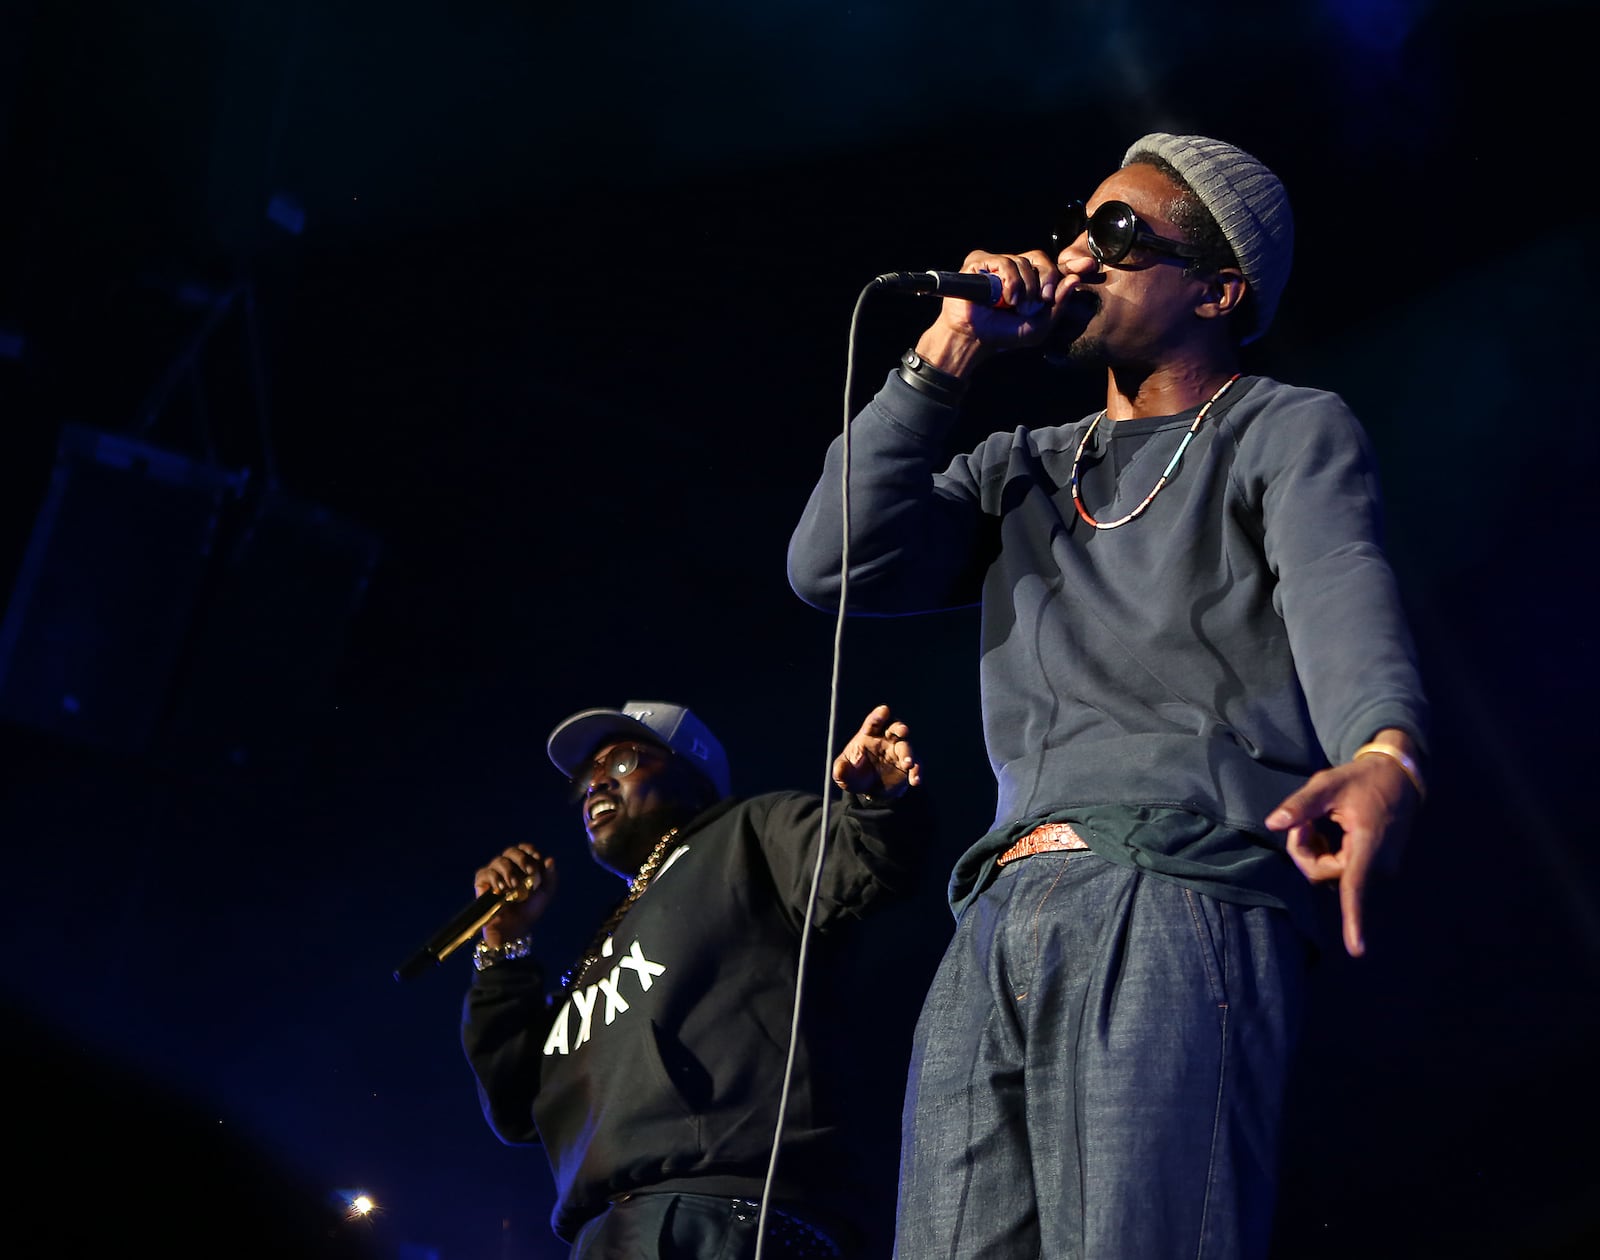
[
  {"x1": 1057, "y1": 243, "x2": 1101, "y2": 283},
  {"x1": 1055, "y1": 235, "x2": 1088, "y2": 270}
]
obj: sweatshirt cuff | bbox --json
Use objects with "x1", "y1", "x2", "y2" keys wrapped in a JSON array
[{"x1": 875, "y1": 368, "x2": 964, "y2": 445}]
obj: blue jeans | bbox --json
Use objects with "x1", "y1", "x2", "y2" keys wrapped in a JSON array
[{"x1": 895, "y1": 851, "x2": 1307, "y2": 1259}]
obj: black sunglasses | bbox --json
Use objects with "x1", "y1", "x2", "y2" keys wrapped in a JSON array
[
  {"x1": 568, "y1": 741, "x2": 668, "y2": 801},
  {"x1": 1051, "y1": 200, "x2": 1203, "y2": 266}
]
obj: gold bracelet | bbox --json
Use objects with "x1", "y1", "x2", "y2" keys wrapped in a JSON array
[{"x1": 1352, "y1": 741, "x2": 1426, "y2": 802}]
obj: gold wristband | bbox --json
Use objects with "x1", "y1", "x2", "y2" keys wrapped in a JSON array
[{"x1": 1352, "y1": 741, "x2": 1426, "y2": 801}]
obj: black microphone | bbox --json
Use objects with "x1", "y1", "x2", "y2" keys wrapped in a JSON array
[
  {"x1": 393, "y1": 883, "x2": 526, "y2": 982},
  {"x1": 873, "y1": 270, "x2": 1003, "y2": 304}
]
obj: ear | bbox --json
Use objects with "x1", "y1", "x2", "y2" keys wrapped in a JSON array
[{"x1": 1198, "y1": 267, "x2": 1246, "y2": 323}]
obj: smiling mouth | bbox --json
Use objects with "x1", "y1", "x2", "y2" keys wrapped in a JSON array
[{"x1": 586, "y1": 798, "x2": 619, "y2": 827}]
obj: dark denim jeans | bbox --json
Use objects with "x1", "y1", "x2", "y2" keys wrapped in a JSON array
[{"x1": 895, "y1": 851, "x2": 1307, "y2": 1259}]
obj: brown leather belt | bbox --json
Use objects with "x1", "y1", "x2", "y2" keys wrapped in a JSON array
[{"x1": 996, "y1": 821, "x2": 1090, "y2": 866}]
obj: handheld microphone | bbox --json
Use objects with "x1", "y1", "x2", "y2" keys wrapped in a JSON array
[
  {"x1": 393, "y1": 879, "x2": 533, "y2": 981},
  {"x1": 872, "y1": 270, "x2": 1003, "y2": 305}
]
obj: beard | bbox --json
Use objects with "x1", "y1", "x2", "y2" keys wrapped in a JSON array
[
  {"x1": 1062, "y1": 334, "x2": 1108, "y2": 370},
  {"x1": 1041, "y1": 288, "x2": 1103, "y2": 370},
  {"x1": 589, "y1": 805, "x2": 698, "y2": 879}
]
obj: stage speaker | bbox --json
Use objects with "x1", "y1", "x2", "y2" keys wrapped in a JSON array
[
  {"x1": 0, "y1": 423, "x2": 382, "y2": 768},
  {"x1": 0, "y1": 423, "x2": 245, "y2": 751}
]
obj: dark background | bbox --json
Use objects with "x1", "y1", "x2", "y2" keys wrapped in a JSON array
[{"x1": 1, "y1": 1, "x2": 1595, "y2": 1257}]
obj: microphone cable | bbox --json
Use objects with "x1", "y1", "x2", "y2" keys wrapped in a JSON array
[{"x1": 753, "y1": 279, "x2": 876, "y2": 1259}]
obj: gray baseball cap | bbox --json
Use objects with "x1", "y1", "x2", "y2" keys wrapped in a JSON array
[{"x1": 546, "y1": 700, "x2": 731, "y2": 798}]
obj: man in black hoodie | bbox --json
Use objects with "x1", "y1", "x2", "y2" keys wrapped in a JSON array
[{"x1": 461, "y1": 699, "x2": 927, "y2": 1258}]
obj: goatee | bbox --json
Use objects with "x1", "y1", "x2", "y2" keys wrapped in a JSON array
[{"x1": 592, "y1": 808, "x2": 694, "y2": 879}]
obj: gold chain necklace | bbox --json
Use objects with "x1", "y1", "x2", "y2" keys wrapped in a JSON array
[
  {"x1": 560, "y1": 826, "x2": 681, "y2": 990},
  {"x1": 1069, "y1": 373, "x2": 1240, "y2": 530}
]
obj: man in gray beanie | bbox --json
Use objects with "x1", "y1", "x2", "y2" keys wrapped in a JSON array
[{"x1": 787, "y1": 133, "x2": 1428, "y2": 1257}]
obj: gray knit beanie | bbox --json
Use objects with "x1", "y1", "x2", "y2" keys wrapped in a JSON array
[{"x1": 1122, "y1": 133, "x2": 1293, "y2": 344}]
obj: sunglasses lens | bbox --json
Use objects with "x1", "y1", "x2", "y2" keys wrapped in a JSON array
[
  {"x1": 1051, "y1": 202, "x2": 1087, "y2": 252},
  {"x1": 571, "y1": 744, "x2": 643, "y2": 799},
  {"x1": 1088, "y1": 202, "x2": 1136, "y2": 264}
]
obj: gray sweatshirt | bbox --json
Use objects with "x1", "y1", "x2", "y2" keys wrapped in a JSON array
[{"x1": 788, "y1": 370, "x2": 1428, "y2": 919}]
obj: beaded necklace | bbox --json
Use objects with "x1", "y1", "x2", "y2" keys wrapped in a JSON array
[
  {"x1": 1069, "y1": 373, "x2": 1241, "y2": 530},
  {"x1": 560, "y1": 826, "x2": 681, "y2": 990}
]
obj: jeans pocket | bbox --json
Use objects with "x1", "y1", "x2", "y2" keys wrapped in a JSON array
[{"x1": 1181, "y1": 886, "x2": 1231, "y2": 1010}]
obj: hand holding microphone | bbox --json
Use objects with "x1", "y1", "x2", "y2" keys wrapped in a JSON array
[
  {"x1": 876, "y1": 248, "x2": 1097, "y2": 366},
  {"x1": 393, "y1": 844, "x2": 558, "y2": 981},
  {"x1": 476, "y1": 845, "x2": 559, "y2": 948},
  {"x1": 878, "y1": 247, "x2": 1094, "y2": 342}
]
